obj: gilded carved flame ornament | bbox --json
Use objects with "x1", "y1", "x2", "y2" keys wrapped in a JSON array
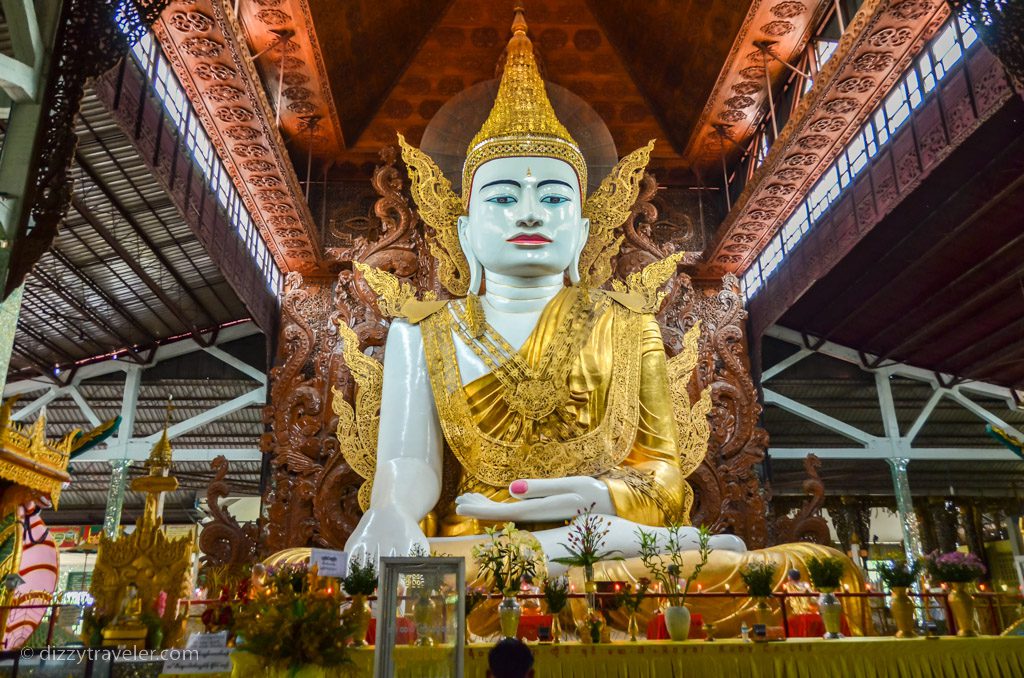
[{"x1": 332, "y1": 319, "x2": 383, "y2": 512}]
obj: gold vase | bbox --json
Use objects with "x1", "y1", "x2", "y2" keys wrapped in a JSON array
[
  {"x1": 890, "y1": 587, "x2": 917, "y2": 638},
  {"x1": 413, "y1": 593, "x2": 437, "y2": 646},
  {"x1": 947, "y1": 582, "x2": 977, "y2": 637},
  {"x1": 550, "y1": 614, "x2": 562, "y2": 644},
  {"x1": 498, "y1": 596, "x2": 522, "y2": 640},
  {"x1": 348, "y1": 594, "x2": 371, "y2": 647},
  {"x1": 627, "y1": 611, "x2": 639, "y2": 641}
]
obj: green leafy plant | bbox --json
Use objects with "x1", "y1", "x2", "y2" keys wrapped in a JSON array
[
  {"x1": 464, "y1": 587, "x2": 488, "y2": 616},
  {"x1": 342, "y1": 558, "x2": 377, "y2": 596},
  {"x1": 877, "y1": 559, "x2": 921, "y2": 589},
  {"x1": 233, "y1": 563, "x2": 355, "y2": 669},
  {"x1": 471, "y1": 524, "x2": 546, "y2": 596},
  {"x1": 551, "y1": 504, "x2": 624, "y2": 578},
  {"x1": 806, "y1": 556, "x2": 845, "y2": 591},
  {"x1": 618, "y1": 578, "x2": 651, "y2": 614},
  {"x1": 542, "y1": 576, "x2": 571, "y2": 614},
  {"x1": 739, "y1": 560, "x2": 777, "y2": 598},
  {"x1": 636, "y1": 524, "x2": 713, "y2": 606}
]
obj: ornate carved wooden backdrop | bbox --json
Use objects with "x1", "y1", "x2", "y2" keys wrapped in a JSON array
[{"x1": 250, "y1": 147, "x2": 773, "y2": 557}]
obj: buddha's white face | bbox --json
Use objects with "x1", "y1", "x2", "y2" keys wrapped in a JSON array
[{"x1": 458, "y1": 157, "x2": 588, "y2": 285}]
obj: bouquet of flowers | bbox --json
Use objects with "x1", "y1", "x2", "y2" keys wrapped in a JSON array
[
  {"x1": 636, "y1": 524, "x2": 713, "y2": 606},
  {"x1": 739, "y1": 560, "x2": 777, "y2": 598},
  {"x1": 551, "y1": 504, "x2": 624, "y2": 581},
  {"x1": 877, "y1": 559, "x2": 921, "y2": 589},
  {"x1": 924, "y1": 550, "x2": 986, "y2": 583},
  {"x1": 472, "y1": 524, "x2": 546, "y2": 597}
]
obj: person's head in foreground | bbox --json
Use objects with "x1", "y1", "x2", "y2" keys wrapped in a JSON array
[
  {"x1": 788, "y1": 569, "x2": 801, "y2": 581},
  {"x1": 487, "y1": 638, "x2": 535, "y2": 678}
]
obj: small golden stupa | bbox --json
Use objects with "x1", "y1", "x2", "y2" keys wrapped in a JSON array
[{"x1": 91, "y1": 407, "x2": 196, "y2": 650}]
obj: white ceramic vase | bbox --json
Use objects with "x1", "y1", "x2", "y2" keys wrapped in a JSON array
[{"x1": 664, "y1": 605, "x2": 691, "y2": 641}]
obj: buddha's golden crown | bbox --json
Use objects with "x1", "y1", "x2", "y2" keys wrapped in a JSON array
[{"x1": 462, "y1": 5, "x2": 587, "y2": 201}]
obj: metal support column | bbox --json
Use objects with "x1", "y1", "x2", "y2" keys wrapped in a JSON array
[
  {"x1": 886, "y1": 457, "x2": 925, "y2": 563},
  {"x1": 102, "y1": 458, "x2": 131, "y2": 537},
  {"x1": 102, "y1": 365, "x2": 141, "y2": 535}
]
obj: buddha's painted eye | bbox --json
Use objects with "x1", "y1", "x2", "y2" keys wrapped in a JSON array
[
  {"x1": 540, "y1": 195, "x2": 569, "y2": 205},
  {"x1": 486, "y1": 195, "x2": 518, "y2": 205}
]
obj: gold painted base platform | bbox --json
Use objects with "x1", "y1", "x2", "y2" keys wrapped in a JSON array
[
  {"x1": 231, "y1": 636, "x2": 1024, "y2": 677},
  {"x1": 101, "y1": 623, "x2": 147, "y2": 650}
]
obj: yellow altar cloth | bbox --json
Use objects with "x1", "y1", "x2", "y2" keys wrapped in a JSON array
[{"x1": 231, "y1": 636, "x2": 1024, "y2": 677}]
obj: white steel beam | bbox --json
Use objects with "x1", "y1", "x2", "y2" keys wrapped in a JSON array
[
  {"x1": 140, "y1": 387, "x2": 265, "y2": 444},
  {"x1": 67, "y1": 385, "x2": 101, "y2": 428},
  {"x1": 763, "y1": 388, "x2": 877, "y2": 446},
  {"x1": 761, "y1": 348, "x2": 813, "y2": 381},
  {"x1": 950, "y1": 389, "x2": 1024, "y2": 440},
  {"x1": 905, "y1": 388, "x2": 946, "y2": 444},
  {"x1": 73, "y1": 446, "x2": 261, "y2": 464},
  {"x1": 10, "y1": 386, "x2": 67, "y2": 421},
  {"x1": 203, "y1": 346, "x2": 266, "y2": 384},
  {"x1": 768, "y1": 447, "x2": 1021, "y2": 461},
  {"x1": 3, "y1": 320, "x2": 262, "y2": 397},
  {"x1": 766, "y1": 325, "x2": 1017, "y2": 403}
]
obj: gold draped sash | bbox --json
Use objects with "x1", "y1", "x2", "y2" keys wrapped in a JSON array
[{"x1": 419, "y1": 287, "x2": 687, "y2": 536}]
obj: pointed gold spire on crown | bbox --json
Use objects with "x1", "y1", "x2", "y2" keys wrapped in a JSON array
[{"x1": 462, "y1": 4, "x2": 587, "y2": 201}]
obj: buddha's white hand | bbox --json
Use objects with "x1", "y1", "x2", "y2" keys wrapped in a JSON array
[
  {"x1": 344, "y1": 504, "x2": 429, "y2": 563},
  {"x1": 454, "y1": 476, "x2": 615, "y2": 521}
]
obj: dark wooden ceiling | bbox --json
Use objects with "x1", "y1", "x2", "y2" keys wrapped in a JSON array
[
  {"x1": 307, "y1": 0, "x2": 755, "y2": 182},
  {"x1": 777, "y1": 97, "x2": 1024, "y2": 389}
]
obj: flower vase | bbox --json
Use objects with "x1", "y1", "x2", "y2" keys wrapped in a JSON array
[
  {"x1": 890, "y1": 587, "x2": 917, "y2": 638},
  {"x1": 413, "y1": 593, "x2": 437, "y2": 646},
  {"x1": 755, "y1": 597, "x2": 773, "y2": 628},
  {"x1": 664, "y1": 605, "x2": 691, "y2": 641},
  {"x1": 584, "y1": 565, "x2": 597, "y2": 609},
  {"x1": 947, "y1": 583, "x2": 977, "y2": 637},
  {"x1": 550, "y1": 614, "x2": 562, "y2": 644},
  {"x1": 575, "y1": 609, "x2": 605, "y2": 644},
  {"x1": 818, "y1": 590, "x2": 843, "y2": 639},
  {"x1": 498, "y1": 596, "x2": 521, "y2": 640},
  {"x1": 348, "y1": 594, "x2": 371, "y2": 647},
  {"x1": 627, "y1": 611, "x2": 640, "y2": 641}
]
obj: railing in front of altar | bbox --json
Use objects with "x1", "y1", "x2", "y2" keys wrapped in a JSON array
[{"x1": 2, "y1": 587, "x2": 1021, "y2": 654}]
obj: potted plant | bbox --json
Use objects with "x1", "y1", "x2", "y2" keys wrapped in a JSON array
[
  {"x1": 342, "y1": 558, "x2": 377, "y2": 647},
  {"x1": 618, "y1": 578, "x2": 651, "y2": 642},
  {"x1": 924, "y1": 550, "x2": 986, "y2": 637},
  {"x1": 542, "y1": 577, "x2": 570, "y2": 643},
  {"x1": 739, "y1": 560, "x2": 777, "y2": 628},
  {"x1": 877, "y1": 559, "x2": 921, "y2": 638},
  {"x1": 472, "y1": 524, "x2": 546, "y2": 639},
  {"x1": 806, "y1": 556, "x2": 846, "y2": 639},
  {"x1": 637, "y1": 524, "x2": 713, "y2": 641}
]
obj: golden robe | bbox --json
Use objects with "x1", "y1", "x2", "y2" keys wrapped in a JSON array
[{"x1": 416, "y1": 287, "x2": 687, "y2": 537}]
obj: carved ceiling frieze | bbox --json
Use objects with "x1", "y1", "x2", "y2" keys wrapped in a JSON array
[
  {"x1": 154, "y1": 0, "x2": 323, "y2": 273},
  {"x1": 682, "y1": 0, "x2": 831, "y2": 169},
  {"x1": 701, "y1": 0, "x2": 950, "y2": 278},
  {"x1": 234, "y1": 0, "x2": 345, "y2": 158}
]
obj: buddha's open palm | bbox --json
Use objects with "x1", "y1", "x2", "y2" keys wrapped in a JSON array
[{"x1": 455, "y1": 476, "x2": 615, "y2": 521}]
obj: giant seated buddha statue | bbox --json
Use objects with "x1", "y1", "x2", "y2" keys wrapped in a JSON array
[{"x1": 287, "y1": 6, "x2": 867, "y2": 636}]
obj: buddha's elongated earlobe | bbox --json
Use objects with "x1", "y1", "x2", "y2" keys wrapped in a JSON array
[
  {"x1": 457, "y1": 216, "x2": 483, "y2": 295},
  {"x1": 568, "y1": 217, "x2": 591, "y2": 285}
]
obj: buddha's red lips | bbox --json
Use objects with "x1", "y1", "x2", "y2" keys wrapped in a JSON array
[{"x1": 507, "y1": 234, "x2": 552, "y2": 245}]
